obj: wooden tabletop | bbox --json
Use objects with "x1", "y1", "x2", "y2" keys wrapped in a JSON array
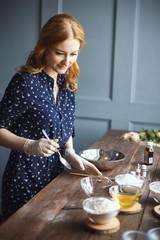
[{"x1": 0, "y1": 129, "x2": 160, "y2": 239}]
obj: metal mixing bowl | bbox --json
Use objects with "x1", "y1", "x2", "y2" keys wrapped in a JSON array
[{"x1": 79, "y1": 149, "x2": 127, "y2": 170}]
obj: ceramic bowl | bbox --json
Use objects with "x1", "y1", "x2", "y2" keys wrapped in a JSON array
[
  {"x1": 149, "y1": 181, "x2": 160, "y2": 204},
  {"x1": 80, "y1": 176, "x2": 112, "y2": 197},
  {"x1": 109, "y1": 185, "x2": 143, "y2": 208},
  {"x1": 115, "y1": 173, "x2": 145, "y2": 188},
  {"x1": 83, "y1": 197, "x2": 121, "y2": 224},
  {"x1": 78, "y1": 149, "x2": 127, "y2": 170}
]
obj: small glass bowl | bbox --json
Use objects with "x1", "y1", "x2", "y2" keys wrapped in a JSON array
[
  {"x1": 122, "y1": 230, "x2": 150, "y2": 240},
  {"x1": 147, "y1": 227, "x2": 160, "y2": 240},
  {"x1": 83, "y1": 197, "x2": 121, "y2": 224},
  {"x1": 109, "y1": 185, "x2": 143, "y2": 208},
  {"x1": 80, "y1": 176, "x2": 112, "y2": 197},
  {"x1": 149, "y1": 181, "x2": 160, "y2": 204}
]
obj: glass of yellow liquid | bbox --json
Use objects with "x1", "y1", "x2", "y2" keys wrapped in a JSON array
[{"x1": 109, "y1": 185, "x2": 143, "y2": 208}]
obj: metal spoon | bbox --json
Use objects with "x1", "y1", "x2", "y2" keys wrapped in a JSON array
[
  {"x1": 42, "y1": 129, "x2": 72, "y2": 169},
  {"x1": 62, "y1": 205, "x2": 83, "y2": 210}
]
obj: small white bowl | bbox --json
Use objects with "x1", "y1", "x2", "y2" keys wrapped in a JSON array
[
  {"x1": 82, "y1": 197, "x2": 121, "y2": 224},
  {"x1": 115, "y1": 173, "x2": 145, "y2": 188},
  {"x1": 149, "y1": 181, "x2": 160, "y2": 204}
]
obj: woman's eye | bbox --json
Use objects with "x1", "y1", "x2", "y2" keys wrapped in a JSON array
[
  {"x1": 55, "y1": 51, "x2": 78, "y2": 56},
  {"x1": 55, "y1": 52, "x2": 63, "y2": 55},
  {"x1": 71, "y1": 53, "x2": 78, "y2": 56}
]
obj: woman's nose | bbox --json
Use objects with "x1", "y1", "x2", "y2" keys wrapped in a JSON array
[{"x1": 63, "y1": 55, "x2": 70, "y2": 65}]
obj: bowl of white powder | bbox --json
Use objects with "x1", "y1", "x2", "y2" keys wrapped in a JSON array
[
  {"x1": 82, "y1": 197, "x2": 121, "y2": 224},
  {"x1": 115, "y1": 173, "x2": 145, "y2": 188},
  {"x1": 149, "y1": 181, "x2": 160, "y2": 204}
]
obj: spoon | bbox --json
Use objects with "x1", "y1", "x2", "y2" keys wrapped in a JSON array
[
  {"x1": 62, "y1": 205, "x2": 83, "y2": 210},
  {"x1": 42, "y1": 129, "x2": 72, "y2": 170}
]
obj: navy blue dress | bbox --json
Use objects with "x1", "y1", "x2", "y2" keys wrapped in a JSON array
[{"x1": 0, "y1": 71, "x2": 76, "y2": 219}]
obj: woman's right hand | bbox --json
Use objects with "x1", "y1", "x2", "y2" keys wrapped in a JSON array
[{"x1": 23, "y1": 138, "x2": 59, "y2": 157}]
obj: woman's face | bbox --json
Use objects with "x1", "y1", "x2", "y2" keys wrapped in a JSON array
[{"x1": 44, "y1": 38, "x2": 80, "y2": 79}]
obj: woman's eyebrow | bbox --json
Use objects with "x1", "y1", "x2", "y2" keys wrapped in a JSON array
[
  {"x1": 54, "y1": 48, "x2": 79, "y2": 53},
  {"x1": 54, "y1": 48, "x2": 64, "y2": 52}
]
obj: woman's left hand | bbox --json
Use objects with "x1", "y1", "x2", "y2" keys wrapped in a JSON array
[
  {"x1": 65, "y1": 148, "x2": 102, "y2": 176},
  {"x1": 81, "y1": 157, "x2": 102, "y2": 176}
]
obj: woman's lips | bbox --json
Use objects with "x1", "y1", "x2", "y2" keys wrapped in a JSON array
[{"x1": 58, "y1": 65, "x2": 68, "y2": 70}]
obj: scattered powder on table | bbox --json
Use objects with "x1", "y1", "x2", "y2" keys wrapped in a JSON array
[{"x1": 84, "y1": 197, "x2": 119, "y2": 214}]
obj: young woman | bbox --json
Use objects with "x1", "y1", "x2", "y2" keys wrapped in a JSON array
[{"x1": 0, "y1": 14, "x2": 101, "y2": 220}]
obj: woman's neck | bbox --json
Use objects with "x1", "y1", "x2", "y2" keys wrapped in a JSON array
[{"x1": 43, "y1": 68, "x2": 58, "y2": 81}]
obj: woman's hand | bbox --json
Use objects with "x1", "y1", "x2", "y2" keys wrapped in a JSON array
[
  {"x1": 23, "y1": 138, "x2": 59, "y2": 157},
  {"x1": 65, "y1": 148, "x2": 102, "y2": 176}
]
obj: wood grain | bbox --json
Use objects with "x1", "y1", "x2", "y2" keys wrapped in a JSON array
[{"x1": 0, "y1": 129, "x2": 160, "y2": 240}]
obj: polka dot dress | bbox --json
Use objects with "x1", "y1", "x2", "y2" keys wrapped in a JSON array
[{"x1": 0, "y1": 71, "x2": 76, "y2": 219}]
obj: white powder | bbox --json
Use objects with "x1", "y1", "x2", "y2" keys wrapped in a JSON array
[
  {"x1": 81, "y1": 149, "x2": 100, "y2": 160},
  {"x1": 115, "y1": 173, "x2": 144, "y2": 187},
  {"x1": 84, "y1": 197, "x2": 119, "y2": 214}
]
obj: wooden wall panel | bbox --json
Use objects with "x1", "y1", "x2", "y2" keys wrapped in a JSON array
[{"x1": 0, "y1": 0, "x2": 160, "y2": 211}]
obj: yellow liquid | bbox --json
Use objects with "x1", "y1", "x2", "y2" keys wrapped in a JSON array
[{"x1": 113, "y1": 193, "x2": 139, "y2": 207}]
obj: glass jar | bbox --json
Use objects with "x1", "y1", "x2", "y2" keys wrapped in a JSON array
[{"x1": 144, "y1": 141, "x2": 154, "y2": 165}]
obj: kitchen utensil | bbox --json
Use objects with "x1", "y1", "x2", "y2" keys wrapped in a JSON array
[
  {"x1": 78, "y1": 149, "x2": 126, "y2": 170},
  {"x1": 42, "y1": 129, "x2": 71, "y2": 169},
  {"x1": 83, "y1": 197, "x2": 121, "y2": 224},
  {"x1": 149, "y1": 181, "x2": 160, "y2": 204},
  {"x1": 122, "y1": 230, "x2": 150, "y2": 240},
  {"x1": 69, "y1": 172, "x2": 115, "y2": 180},
  {"x1": 80, "y1": 176, "x2": 112, "y2": 197},
  {"x1": 147, "y1": 227, "x2": 160, "y2": 240},
  {"x1": 109, "y1": 185, "x2": 143, "y2": 208}
]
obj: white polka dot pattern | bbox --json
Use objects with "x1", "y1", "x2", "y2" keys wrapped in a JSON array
[{"x1": 0, "y1": 71, "x2": 76, "y2": 219}]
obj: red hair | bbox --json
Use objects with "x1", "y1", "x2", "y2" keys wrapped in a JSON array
[{"x1": 19, "y1": 14, "x2": 84, "y2": 91}]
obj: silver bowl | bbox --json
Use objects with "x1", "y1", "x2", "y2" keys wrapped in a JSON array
[{"x1": 78, "y1": 149, "x2": 127, "y2": 170}]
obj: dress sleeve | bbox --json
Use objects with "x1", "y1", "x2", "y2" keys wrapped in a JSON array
[
  {"x1": 72, "y1": 127, "x2": 75, "y2": 137},
  {"x1": 0, "y1": 73, "x2": 29, "y2": 130}
]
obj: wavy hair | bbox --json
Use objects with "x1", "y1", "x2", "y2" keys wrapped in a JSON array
[{"x1": 19, "y1": 14, "x2": 84, "y2": 91}]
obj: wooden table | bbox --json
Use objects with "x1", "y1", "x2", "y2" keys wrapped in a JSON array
[{"x1": 0, "y1": 129, "x2": 160, "y2": 239}]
